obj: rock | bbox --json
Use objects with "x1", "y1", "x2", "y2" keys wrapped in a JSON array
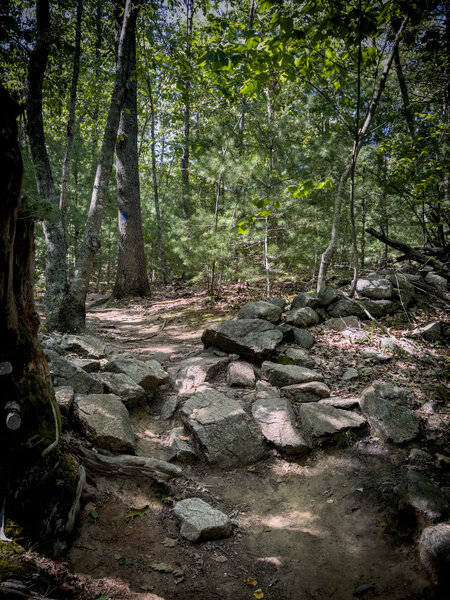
[
  {"x1": 173, "y1": 498, "x2": 232, "y2": 542},
  {"x1": 298, "y1": 403, "x2": 367, "y2": 446},
  {"x1": 413, "y1": 321, "x2": 443, "y2": 342},
  {"x1": 106, "y1": 357, "x2": 168, "y2": 392},
  {"x1": 227, "y1": 361, "x2": 255, "y2": 388},
  {"x1": 237, "y1": 301, "x2": 282, "y2": 323},
  {"x1": 70, "y1": 357, "x2": 101, "y2": 373},
  {"x1": 424, "y1": 272, "x2": 447, "y2": 292},
  {"x1": 286, "y1": 306, "x2": 320, "y2": 327},
  {"x1": 327, "y1": 297, "x2": 361, "y2": 318},
  {"x1": 267, "y1": 297, "x2": 286, "y2": 309},
  {"x1": 419, "y1": 523, "x2": 450, "y2": 588},
  {"x1": 319, "y1": 396, "x2": 360, "y2": 410},
  {"x1": 46, "y1": 350, "x2": 103, "y2": 395},
  {"x1": 360, "y1": 348, "x2": 392, "y2": 362},
  {"x1": 360, "y1": 383, "x2": 421, "y2": 444},
  {"x1": 202, "y1": 319, "x2": 283, "y2": 363},
  {"x1": 281, "y1": 381, "x2": 331, "y2": 403},
  {"x1": 74, "y1": 393, "x2": 135, "y2": 453},
  {"x1": 359, "y1": 299, "x2": 397, "y2": 318},
  {"x1": 409, "y1": 448, "x2": 433, "y2": 464},
  {"x1": 98, "y1": 372, "x2": 146, "y2": 404},
  {"x1": 291, "y1": 292, "x2": 320, "y2": 310},
  {"x1": 256, "y1": 382, "x2": 280, "y2": 399},
  {"x1": 172, "y1": 354, "x2": 230, "y2": 394},
  {"x1": 252, "y1": 397, "x2": 309, "y2": 455},
  {"x1": 169, "y1": 427, "x2": 197, "y2": 463},
  {"x1": 292, "y1": 327, "x2": 315, "y2": 349},
  {"x1": 41, "y1": 337, "x2": 64, "y2": 355},
  {"x1": 160, "y1": 395, "x2": 180, "y2": 420},
  {"x1": 324, "y1": 316, "x2": 360, "y2": 331},
  {"x1": 180, "y1": 387, "x2": 266, "y2": 469},
  {"x1": 60, "y1": 334, "x2": 106, "y2": 358},
  {"x1": 356, "y1": 277, "x2": 393, "y2": 299},
  {"x1": 327, "y1": 297, "x2": 396, "y2": 319},
  {"x1": 54, "y1": 386, "x2": 74, "y2": 417},
  {"x1": 387, "y1": 273, "x2": 417, "y2": 306},
  {"x1": 282, "y1": 347, "x2": 316, "y2": 368},
  {"x1": 261, "y1": 361, "x2": 323, "y2": 387},
  {"x1": 395, "y1": 470, "x2": 448, "y2": 521},
  {"x1": 342, "y1": 367, "x2": 359, "y2": 381},
  {"x1": 318, "y1": 286, "x2": 340, "y2": 307}
]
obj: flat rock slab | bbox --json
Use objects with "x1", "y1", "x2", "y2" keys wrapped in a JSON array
[
  {"x1": 281, "y1": 381, "x2": 330, "y2": 403},
  {"x1": 180, "y1": 387, "x2": 265, "y2": 469},
  {"x1": 252, "y1": 397, "x2": 309, "y2": 455},
  {"x1": 319, "y1": 396, "x2": 360, "y2": 410},
  {"x1": 261, "y1": 361, "x2": 323, "y2": 387},
  {"x1": 237, "y1": 301, "x2": 282, "y2": 323},
  {"x1": 202, "y1": 319, "x2": 283, "y2": 363},
  {"x1": 107, "y1": 357, "x2": 168, "y2": 392},
  {"x1": 172, "y1": 355, "x2": 230, "y2": 394},
  {"x1": 282, "y1": 347, "x2": 315, "y2": 368},
  {"x1": 45, "y1": 350, "x2": 103, "y2": 395},
  {"x1": 360, "y1": 383, "x2": 421, "y2": 444},
  {"x1": 227, "y1": 361, "x2": 255, "y2": 388},
  {"x1": 74, "y1": 393, "x2": 135, "y2": 453},
  {"x1": 70, "y1": 358, "x2": 101, "y2": 373},
  {"x1": 395, "y1": 470, "x2": 448, "y2": 521},
  {"x1": 98, "y1": 372, "x2": 146, "y2": 404},
  {"x1": 60, "y1": 334, "x2": 106, "y2": 358},
  {"x1": 173, "y1": 498, "x2": 232, "y2": 542},
  {"x1": 298, "y1": 403, "x2": 367, "y2": 446}
]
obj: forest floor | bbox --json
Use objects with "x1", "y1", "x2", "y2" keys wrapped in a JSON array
[{"x1": 6, "y1": 282, "x2": 450, "y2": 600}]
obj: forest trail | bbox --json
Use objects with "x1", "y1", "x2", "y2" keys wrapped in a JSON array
[{"x1": 61, "y1": 286, "x2": 445, "y2": 600}]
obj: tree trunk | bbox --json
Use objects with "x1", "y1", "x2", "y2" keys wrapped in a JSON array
[
  {"x1": 181, "y1": 0, "x2": 194, "y2": 220},
  {"x1": 112, "y1": 0, "x2": 150, "y2": 298},
  {"x1": 0, "y1": 83, "x2": 83, "y2": 557},
  {"x1": 25, "y1": 0, "x2": 68, "y2": 331},
  {"x1": 317, "y1": 18, "x2": 408, "y2": 292}
]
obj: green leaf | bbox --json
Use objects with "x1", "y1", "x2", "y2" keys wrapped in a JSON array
[
  {"x1": 151, "y1": 562, "x2": 173, "y2": 573},
  {"x1": 89, "y1": 509, "x2": 99, "y2": 520},
  {"x1": 94, "y1": 594, "x2": 110, "y2": 600},
  {"x1": 119, "y1": 557, "x2": 133, "y2": 569},
  {"x1": 126, "y1": 505, "x2": 152, "y2": 520}
]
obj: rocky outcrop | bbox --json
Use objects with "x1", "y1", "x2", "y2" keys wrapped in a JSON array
[
  {"x1": 60, "y1": 334, "x2": 106, "y2": 358},
  {"x1": 45, "y1": 350, "x2": 103, "y2": 395},
  {"x1": 106, "y1": 356, "x2": 169, "y2": 392},
  {"x1": 172, "y1": 354, "x2": 230, "y2": 394},
  {"x1": 252, "y1": 397, "x2": 309, "y2": 455},
  {"x1": 298, "y1": 403, "x2": 367, "y2": 446}
]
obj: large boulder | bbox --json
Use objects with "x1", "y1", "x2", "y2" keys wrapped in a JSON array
[
  {"x1": 252, "y1": 397, "x2": 309, "y2": 455},
  {"x1": 395, "y1": 470, "x2": 448, "y2": 522},
  {"x1": 360, "y1": 383, "x2": 421, "y2": 444},
  {"x1": 74, "y1": 393, "x2": 135, "y2": 453},
  {"x1": 318, "y1": 286, "x2": 339, "y2": 307},
  {"x1": 97, "y1": 371, "x2": 146, "y2": 404},
  {"x1": 419, "y1": 523, "x2": 450, "y2": 589},
  {"x1": 356, "y1": 277, "x2": 393, "y2": 299},
  {"x1": 424, "y1": 272, "x2": 447, "y2": 292},
  {"x1": 172, "y1": 354, "x2": 230, "y2": 394},
  {"x1": 173, "y1": 498, "x2": 232, "y2": 542},
  {"x1": 298, "y1": 403, "x2": 367, "y2": 446},
  {"x1": 261, "y1": 361, "x2": 323, "y2": 387},
  {"x1": 290, "y1": 292, "x2": 320, "y2": 310},
  {"x1": 327, "y1": 297, "x2": 396, "y2": 319},
  {"x1": 60, "y1": 334, "x2": 106, "y2": 358},
  {"x1": 286, "y1": 306, "x2": 320, "y2": 327},
  {"x1": 292, "y1": 327, "x2": 315, "y2": 349},
  {"x1": 237, "y1": 301, "x2": 282, "y2": 323},
  {"x1": 281, "y1": 381, "x2": 330, "y2": 403},
  {"x1": 324, "y1": 315, "x2": 360, "y2": 331},
  {"x1": 106, "y1": 356, "x2": 168, "y2": 392},
  {"x1": 202, "y1": 319, "x2": 283, "y2": 363},
  {"x1": 180, "y1": 387, "x2": 265, "y2": 469},
  {"x1": 45, "y1": 350, "x2": 103, "y2": 395}
]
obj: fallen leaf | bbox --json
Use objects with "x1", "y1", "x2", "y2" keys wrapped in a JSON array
[
  {"x1": 356, "y1": 488, "x2": 364, "y2": 493},
  {"x1": 253, "y1": 589, "x2": 264, "y2": 599},
  {"x1": 89, "y1": 509, "x2": 99, "y2": 520},
  {"x1": 230, "y1": 519, "x2": 239, "y2": 527},
  {"x1": 126, "y1": 505, "x2": 152, "y2": 520},
  {"x1": 247, "y1": 577, "x2": 258, "y2": 586},
  {"x1": 178, "y1": 435, "x2": 189, "y2": 441},
  {"x1": 162, "y1": 537, "x2": 177, "y2": 548},
  {"x1": 212, "y1": 554, "x2": 227, "y2": 563},
  {"x1": 326, "y1": 498, "x2": 334, "y2": 504},
  {"x1": 151, "y1": 562, "x2": 173, "y2": 573}
]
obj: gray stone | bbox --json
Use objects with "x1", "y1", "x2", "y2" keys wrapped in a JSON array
[
  {"x1": 342, "y1": 367, "x2": 359, "y2": 381},
  {"x1": 319, "y1": 396, "x2": 360, "y2": 409},
  {"x1": 419, "y1": 523, "x2": 450, "y2": 588},
  {"x1": 409, "y1": 448, "x2": 433, "y2": 464},
  {"x1": 180, "y1": 387, "x2": 266, "y2": 469},
  {"x1": 256, "y1": 382, "x2": 280, "y2": 399},
  {"x1": 360, "y1": 383, "x2": 421, "y2": 444},
  {"x1": 414, "y1": 321, "x2": 443, "y2": 342},
  {"x1": 41, "y1": 337, "x2": 64, "y2": 355},
  {"x1": 292, "y1": 327, "x2": 315, "y2": 349},
  {"x1": 173, "y1": 498, "x2": 232, "y2": 542},
  {"x1": 359, "y1": 299, "x2": 397, "y2": 318},
  {"x1": 227, "y1": 361, "x2": 255, "y2": 388},
  {"x1": 60, "y1": 334, "x2": 106, "y2": 358},
  {"x1": 172, "y1": 354, "x2": 230, "y2": 394},
  {"x1": 424, "y1": 272, "x2": 447, "y2": 292},
  {"x1": 395, "y1": 470, "x2": 448, "y2": 521},
  {"x1": 261, "y1": 361, "x2": 323, "y2": 387},
  {"x1": 327, "y1": 297, "x2": 361, "y2": 318},
  {"x1": 282, "y1": 347, "x2": 316, "y2": 368},
  {"x1": 160, "y1": 395, "x2": 180, "y2": 420},
  {"x1": 74, "y1": 393, "x2": 135, "y2": 453},
  {"x1": 327, "y1": 297, "x2": 396, "y2": 319},
  {"x1": 237, "y1": 301, "x2": 282, "y2": 323},
  {"x1": 387, "y1": 273, "x2": 417, "y2": 305},
  {"x1": 202, "y1": 319, "x2": 283, "y2": 363},
  {"x1": 291, "y1": 292, "x2": 320, "y2": 310},
  {"x1": 169, "y1": 427, "x2": 197, "y2": 463},
  {"x1": 252, "y1": 397, "x2": 309, "y2": 455},
  {"x1": 286, "y1": 306, "x2": 320, "y2": 327},
  {"x1": 46, "y1": 350, "x2": 103, "y2": 395},
  {"x1": 107, "y1": 357, "x2": 169, "y2": 392},
  {"x1": 98, "y1": 372, "x2": 146, "y2": 404},
  {"x1": 324, "y1": 316, "x2": 360, "y2": 331},
  {"x1": 281, "y1": 381, "x2": 331, "y2": 403},
  {"x1": 54, "y1": 386, "x2": 74, "y2": 416},
  {"x1": 298, "y1": 402, "x2": 367, "y2": 445},
  {"x1": 267, "y1": 297, "x2": 286, "y2": 309},
  {"x1": 361, "y1": 348, "x2": 393, "y2": 362},
  {"x1": 70, "y1": 357, "x2": 101, "y2": 373},
  {"x1": 356, "y1": 277, "x2": 393, "y2": 299},
  {"x1": 318, "y1": 286, "x2": 339, "y2": 307}
]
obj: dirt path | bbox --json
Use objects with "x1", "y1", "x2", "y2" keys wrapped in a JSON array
[{"x1": 65, "y1": 290, "x2": 444, "y2": 600}]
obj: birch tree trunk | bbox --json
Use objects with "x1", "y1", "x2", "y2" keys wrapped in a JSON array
[
  {"x1": 317, "y1": 18, "x2": 408, "y2": 292},
  {"x1": 112, "y1": 0, "x2": 150, "y2": 298}
]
